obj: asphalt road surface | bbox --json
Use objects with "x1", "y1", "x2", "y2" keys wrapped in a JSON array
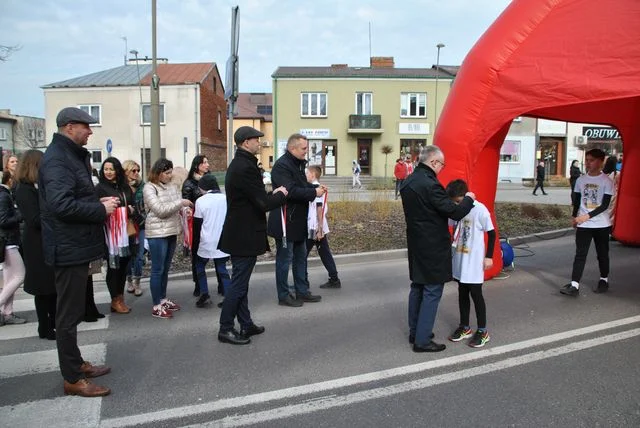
[{"x1": 1, "y1": 235, "x2": 639, "y2": 427}]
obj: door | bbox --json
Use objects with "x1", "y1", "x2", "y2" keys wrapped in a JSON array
[
  {"x1": 357, "y1": 138, "x2": 372, "y2": 175},
  {"x1": 324, "y1": 142, "x2": 337, "y2": 176}
]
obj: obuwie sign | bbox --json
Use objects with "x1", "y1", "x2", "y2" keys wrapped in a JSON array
[{"x1": 582, "y1": 127, "x2": 621, "y2": 140}]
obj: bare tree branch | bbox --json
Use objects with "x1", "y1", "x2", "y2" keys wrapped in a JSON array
[
  {"x1": 0, "y1": 44, "x2": 22, "y2": 62},
  {"x1": 13, "y1": 116, "x2": 46, "y2": 150}
]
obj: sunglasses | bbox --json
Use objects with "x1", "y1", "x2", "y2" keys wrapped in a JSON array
[{"x1": 131, "y1": 169, "x2": 140, "y2": 173}]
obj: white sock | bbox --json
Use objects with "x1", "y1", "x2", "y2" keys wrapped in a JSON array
[
  {"x1": 571, "y1": 281, "x2": 579, "y2": 289},
  {"x1": 600, "y1": 277, "x2": 608, "y2": 283}
]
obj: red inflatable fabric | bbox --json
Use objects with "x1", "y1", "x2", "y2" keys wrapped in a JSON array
[{"x1": 435, "y1": 0, "x2": 640, "y2": 279}]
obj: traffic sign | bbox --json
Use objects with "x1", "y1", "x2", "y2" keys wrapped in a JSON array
[{"x1": 106, "y1": 138, "x2": 113, "y2": 154}]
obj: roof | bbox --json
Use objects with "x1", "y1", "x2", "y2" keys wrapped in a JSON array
[
  {"x1": 434, "y1": 65, "x2": 460, "y2": 76},
  {"x1": 272, "y1": 66, "x2": 453, "y2": 79},
  {"x1": 42, "y1": 62, "x2": 216, "y2": 88},
  {"x1": 235, "y1": 93, "x2": 272, "y2": 121}
]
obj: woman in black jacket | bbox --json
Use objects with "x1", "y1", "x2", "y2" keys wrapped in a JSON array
[
  {"x1": 569, "y1": 160, "x2": 582, "y2": 196},
  {"x1": 14, "y1": 150, "x2": 56, "y2": 338},
  {"x1": 95, "y1": 157, "x2": 135, "y2": 314},
  {"x1": 182, "y1": 154, "x2": 210, "y2": 297},
  {"x1": 0, "y1": 170, "x2": 26, "y2": 326}
]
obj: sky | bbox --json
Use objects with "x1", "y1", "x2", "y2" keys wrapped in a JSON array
[{"x1": 0, "y1": 0, "x2": 512, "y2": 118}]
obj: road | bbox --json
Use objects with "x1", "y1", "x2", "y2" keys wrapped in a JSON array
[{"x1": 1, "y1": 236, "x2": 639, "y2": 427}]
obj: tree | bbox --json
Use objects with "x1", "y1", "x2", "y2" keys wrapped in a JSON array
[
  {"x1": 0, "y1": 44, "x2": 21, "y2": 62},
  {"x1": 13, "y1": 116, "x2": 46, "y2": 150},
  {"x1": 381, "y1": 144, "x2": 393, "y2": 182}
]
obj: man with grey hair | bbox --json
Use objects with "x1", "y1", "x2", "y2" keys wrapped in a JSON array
[
  {"x1": 268, "y1": 133, "x2": 326, "y2": 307},
  {"x1": 400, "y1": 144, "x2": 476, "y2": 353}
]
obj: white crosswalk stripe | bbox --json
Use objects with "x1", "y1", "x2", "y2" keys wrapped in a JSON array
[
  {"x1": 1, "y1": 396, "x2": 102, "y2": 428},
  {"x1": 0, "y1": 316, "x2": 109, "y2": 341},
  {"x1": 11, "y1": 290, "x2": 112, "y2": 313}
]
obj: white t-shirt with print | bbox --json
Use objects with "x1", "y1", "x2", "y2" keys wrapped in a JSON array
[
  {"x1": 449, "y1": 201, "x2": 494, "y2": 284},
  {"x1": 194, "y1": 192, "x2": 229, "y2": 259},
  {"x1": 574, "y1": 172, "x2": 614, "y2": 229},
  {"x1": 307, "y1": 180, "x2": 330, "y2": 235}
]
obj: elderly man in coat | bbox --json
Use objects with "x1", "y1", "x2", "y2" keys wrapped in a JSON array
[{"x1": 400, "y1": 145, "x2": 475, "y2": 353}]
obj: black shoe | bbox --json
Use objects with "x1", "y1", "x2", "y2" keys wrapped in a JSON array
[
  {"x1": 412, "y1": 341, "x2": 446, "y2": 353},
  {"x1": 241, "y1": 324, "x2": 265, "y2": 337},
  {"x1": 298, "y1": 293, "x2": 322, "y2": 303},
  {"x1": 532, "y1": 193, "x2": 537, "y2": 196},
  {"x1": 319, "y1": 278, "x2": 341, "y2": 289},
  {"x1": 593, "y1": 279, "x2": 609, "y2": 294},
  {"x1": 542, "y1": 192, "x2": 548, "y2": 195},
  {"x1": 84, "y1": 315, "x2": 99, "y2": 323},
  {"x1": 278, "y1": 295, "x2": 303, "y2": 307},
  {"x1": 196, "y1": 294, "x2": 212, "y2": 308},
  {"x1": 193, "y1": 283, "x2": 200, "y2": 297},
  {"x1": 217, "y1": 300, "x2": 224, "y2": 308},
  {"x1": 560, "y1": 283, "x2": 579, "y2": 297},
  {"x1": 218, "y1": 329, "x2": 250, "y2": 345},
  {"x1": 409, "y1": 332, "x2": 434, "y2": 344}
]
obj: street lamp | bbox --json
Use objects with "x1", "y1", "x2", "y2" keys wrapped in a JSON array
[
  {"x1": 434, "y1": 42, "x2": 445, "y2": 127},
  {"x1": 130, "y1": 49, "x2": 146, "y2": 179}
]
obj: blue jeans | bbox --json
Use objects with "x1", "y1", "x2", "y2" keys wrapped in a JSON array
[
  {"x1": 127, "y1": 228, "x2": 146, "y2": 278},
  {"x1": 147, "y1": 236, "x2": 177, "y2": 306},
  {"x1": 275, "y1": 238, "x2": 309, "y2": 301},
  {"x1": 195, "y1": 255, "x2": 230, "y2": 296},
  {"x1": 306, "y1": 235, "x2": 338, "y2": 280},
  {"x1": 408, "y1": 282, "x2": 444, "y2": 346},
  {"x1": 219, "y1": 256, "x2": 256, "y2": 333}
]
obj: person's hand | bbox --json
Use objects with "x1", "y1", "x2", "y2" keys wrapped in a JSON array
[
  {"x1": 102, "y1": 198, "x2": 118, "y2": 215},
  {"x1": 274, "y1": 186, "x2": 288, "y2": 196},
  {"x1": 315, "y1": 229, "x2": 324, "y2": 241},
  {"x1": 483, "y1": 257, "x2": 493, "y2": 270},
  {"x1": 181, "y1": 199, "x2": 194, "y2": 208},
  {"x1": 574, "y1": 214, "x2": 589, "y2": 225},
  {"x1": 465, "y1": 191, "x2": 476, "y2": 200},
  {"x1": 316, "y1": 185, "x2": 327, "y2": 197}
]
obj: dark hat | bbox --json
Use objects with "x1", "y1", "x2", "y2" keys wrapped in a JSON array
[
  {"x1": 234, "y1": 126, "x2": 264, "y2": 145},
  {"x1": 56, "y1": 107, "x2": 98, "y2": 127},
  {"x1": 198, "y1": 174, "x2": 220, "y2": 192}
]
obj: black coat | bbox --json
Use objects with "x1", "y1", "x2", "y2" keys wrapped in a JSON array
[
  {"x1": 536, "y1": 164, "x2": 545, "y2": 182},
  {"x1": 570, "y1": 165, "x2": 581, "y2": 190},
  {"x1": 182, "y1": 175, "x2": 204, "y2": 204},
  {"x1": 219, "y1": 148, "x2": 286, "y2": 256},
  {"x1": 39, "y1": 133, "x2": 107, "y2": 267},
  {"x1": 0, "y1": 185, "x2": 22, "y2": 247},
  {"x1": 267, "y1": 151, "x2": 317, "y2": 241},
  {"x1": 14, "y1": 182, "x2": 56, "y2": 296},
  {"x1": 400, "y1": 163, "x2": 474, "y2": 284}
]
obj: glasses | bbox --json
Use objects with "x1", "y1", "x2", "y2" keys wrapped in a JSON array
[
  {"x1": 434, "y1": 160, "x2": 446, "y2": 168},
  {"x1": 131, "y1": 169, "x2": 140, "y2": 173}
]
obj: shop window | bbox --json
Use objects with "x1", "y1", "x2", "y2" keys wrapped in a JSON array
[{"x1": 500, "y1": 140, "x2": 521, "y2": 162}]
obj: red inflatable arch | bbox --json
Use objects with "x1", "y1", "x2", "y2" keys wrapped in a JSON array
[{"x1": 436, "y1": 0, "x2": 640, "y2": 279}]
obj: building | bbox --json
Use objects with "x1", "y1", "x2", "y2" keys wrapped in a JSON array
[
  {"x1": 498, "y1": 116, "x2": 537, "y2": 182},
  {"x1": 42, "y1": 60, "x2": 227, "y2": 173},
  {"x1": 231, "y1": 92, "x2": 274, "y2": 169},
  {"x1": 271, "y1": 57, "x2": 455, "y2": 176},
  {"x1": 0, "y1": 109, "x2": 46, "y2": 156}
]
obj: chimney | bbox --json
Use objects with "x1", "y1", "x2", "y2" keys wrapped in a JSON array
[
  {"x1": 370, "y1": 56, "x2": 394, "y2": 68},
  {"x1": 331, "y1": 64, "x2": 348, "y2": 68}
]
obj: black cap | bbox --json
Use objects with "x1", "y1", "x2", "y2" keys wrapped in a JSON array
[
  {"x1": 56, "y1": 107, "x2": 98, "y2": 127},
  {"x1": 234, "y1": 126, "x2": 264, "y2": 145},
  {"x1": 198, "y1": 174, "x2": 220, "y2": 192}
]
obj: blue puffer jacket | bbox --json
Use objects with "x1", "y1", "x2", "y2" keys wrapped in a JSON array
[{"x1": 38, "y1": 133, "x2": 107, "y2": 267}]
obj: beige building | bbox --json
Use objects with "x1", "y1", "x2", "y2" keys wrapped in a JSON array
[
  {"x1": 271, "y1": 57, "x2": 456, "y2": 177},
  {"x1": 231, "y1": 92, "x2": 274, "y2": 169}
]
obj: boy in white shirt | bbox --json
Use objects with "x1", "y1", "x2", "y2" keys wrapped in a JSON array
[
  {"x1": 560, "y1": 148, "x2": 614, "y2": 296},
  {"x1": 446, "y1": 179, "x2": 496, "y2": 348},
  {"x1": 305, "y1": 166, "x2": 341, "y2": 289},
  {"x1": 192, "y1": 174, "x2": 231, "y2": 308}
]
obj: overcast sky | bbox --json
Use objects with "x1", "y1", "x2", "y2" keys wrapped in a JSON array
[{"x1": 0, "y1": 0, "x2": 511, "y2": 117}]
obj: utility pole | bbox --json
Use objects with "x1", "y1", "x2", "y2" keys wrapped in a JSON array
[
  {"x1": 225, "y1": 6, "x2": 240, "y2": 166},
  {"x1": 150, "y1": 0, "x2": 161, "y2": 164}
]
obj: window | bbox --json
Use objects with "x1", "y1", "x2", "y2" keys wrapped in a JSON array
[
  {"x1": 213, "y1": 76, "x2": 217, "y2": 94},
  {"x1": 256, "y1": 105, "x2": 272, "y2": 115},
  {"x1": 78, "y1": 104, "x2": 101, "y2": 125},
  {"x1": 400, "y1": 93, "x2": 427, "y2": 118},
  {"x1": 500, "y1": 140, "x2": 521, "y2": 162},
  {"x1": 355, "y1": 92, "x2": 373, "y2": 115},
  {"x1": 0, "y1": 128, "x2": 7, "y2": 141},
  {"x1": 28, "y1": 129, "x2": 35, "y2": 140},
  {"x1": 89, "y1": 150, "x2": 103, "y2": 164},
  {"x1": 217, "y1": 111, "x2": 222, "y2": 131},
  {"x1": 301, "y1": 93, "x2": 327, "y2": 117},
  {"x1": 36, "y1": 129, "x2": 44, "y2": 141},
  {"x1": 141, "y1": 104, "x2": 165, "y2": 125}
]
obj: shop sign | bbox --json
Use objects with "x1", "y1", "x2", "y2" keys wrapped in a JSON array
[
  {"x1": 300, "y1": 128, "x2": 331, "y2": 138},
  {"x1": 582, "y1": 126, "x2": 620, "y2": 140}
]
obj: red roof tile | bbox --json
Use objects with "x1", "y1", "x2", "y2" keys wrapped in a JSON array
[{"x1": 140, "y1": 63, "x2": 216, "y2": 85}]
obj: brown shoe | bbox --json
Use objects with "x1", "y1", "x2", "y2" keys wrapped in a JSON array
[
  {"x1": 111, "y1": 295, "x2": 131, "y2": 314},
  {"x1": 80, "y1": 361, "x2": 111, "y2": 378},
  {"x1": 64, "y1": 379, "x2": 111, "y2": 397}
]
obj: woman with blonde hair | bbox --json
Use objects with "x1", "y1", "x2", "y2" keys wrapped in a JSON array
[
  {"x1": 122, "y1": 160, "x2": 146, "y2": 296},
  {"x1": 14, "y1": 150, "x2": 56, "y2": 338}
]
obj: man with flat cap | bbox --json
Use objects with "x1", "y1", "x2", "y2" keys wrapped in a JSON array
[
  {"x1": 39, "y1": 107, "x2": 119, "y2": 396},
  {"x1": 217, "y1": 126, "x2": 288, "y2": 345}
]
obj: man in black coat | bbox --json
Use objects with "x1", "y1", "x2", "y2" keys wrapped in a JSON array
[
  {"x1": 400, "y1": 145, "x2": 475, "y2": 353},
  {"x1": 217, "y1": 126, "x2": 288, "y2": 345},
  {"x1": 39, "y1": 107, "x2": 119, "y2": 397},
  {"x1": 267, "y1": 133, "x2": 326, "y2": 307},
  {"x1": 532, "y1": 160, "x2": 548, "y2": 195}
]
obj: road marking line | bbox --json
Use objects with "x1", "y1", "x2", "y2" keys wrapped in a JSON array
[
  {"x1": 193, "y1": 328, "x2": 640, "y2": 427},
  {"x1": 12, "y1": 291, "x2": 111, "y2": 313},
  {"x1": 0, "y1": 317, "x2": 109, "y2": 341},
  {"x1": 0, "y1": 343, "x2": 106, "y2": 379},
  {"x1": 100, "y1": 315, "x2": 640, "y2": 428},
  {"x1": 0, "y1": 396, "x2": 102, "y2": 428}
]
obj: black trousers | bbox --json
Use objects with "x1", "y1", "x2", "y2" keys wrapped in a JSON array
[
  {"x1": 55, "y1": 263, "x2": 89, "y2": 383},
  {"x1": 85, "y1": 275, "x2": 101, "y2": 317},
  {"x1": 458, "y1": 282, "x2": 486, "y2": 329},
  {"x1": 34, "y1": 294, "x2": 56, "y2": 337},
  {"x1": 106, "y1": 257, "x2": 131, "y2": 298},
  {"x1": 571, "y1": 227, "x2": 610, "y2": 282},
  {"x1": 532, "y1": 179, "x2": 546, "y2": 194}
]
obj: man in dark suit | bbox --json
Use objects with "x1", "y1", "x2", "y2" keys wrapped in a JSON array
[
  {"x1": 39, "y1": 107, "x2": 119, "y2": 396},
  {"x1": 217, "y1": 126, "x2": 288, "y2": 345},
  {"x1": 400, "y1": 145, "x2": 475, "y2": 353},
  {"x1": 533, "y1": 160, "x2": 548, "y2": 195}
]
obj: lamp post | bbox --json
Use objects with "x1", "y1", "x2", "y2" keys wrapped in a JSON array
[
  {"x1": 130, "y1": 49, "x2": 146, "y2": 179},
  {"x1": 434, "y1": 42, "x2": 445, "y2": 127},
  {"x1": 150, "y1": 0, "x2": 161, "y2": 165}
]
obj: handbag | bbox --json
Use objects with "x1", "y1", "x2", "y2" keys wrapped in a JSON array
[{"x1": 123, "y1": 192, "x2": 137, "y2": 237}]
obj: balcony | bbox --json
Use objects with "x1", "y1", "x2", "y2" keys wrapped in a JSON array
[{"x1": 347, "y1": 114, "x2": 384, "y2": 134}]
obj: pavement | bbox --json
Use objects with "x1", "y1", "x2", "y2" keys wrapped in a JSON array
[{"x1": 1, "y1": 234, "x2": 639, "y2": 427}]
